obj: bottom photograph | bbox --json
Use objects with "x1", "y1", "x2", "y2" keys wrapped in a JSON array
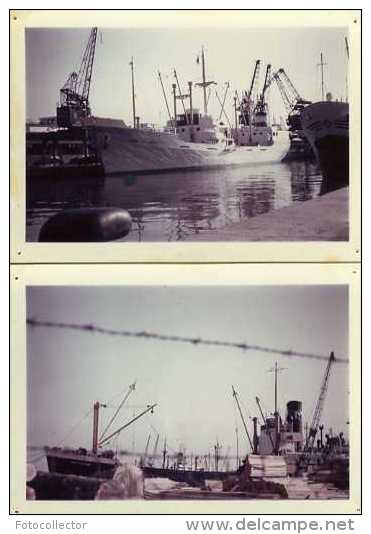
[{"x1": 24, "y1": 281, "x2": 351, "y2": 505}]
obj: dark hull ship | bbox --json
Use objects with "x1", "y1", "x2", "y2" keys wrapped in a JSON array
[
  {"x1": 301, "y1": 101, "x2": 349, "y2": 193},
  {"x1": 44, "y1": 446, "x2": 119, "y2": 479},
  {"x1": 45, "y1": 386, "x2": 156, "y2": 480}
]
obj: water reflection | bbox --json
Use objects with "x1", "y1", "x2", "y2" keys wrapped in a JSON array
[{"x1": 26, "y1": 161, "x2": 323, "y2": 242}]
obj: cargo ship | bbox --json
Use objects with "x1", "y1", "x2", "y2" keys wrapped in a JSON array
[
  {"x1": 26, "y1": 29, "x2": 289, "y2": 179},
  {"x1": 45, "y1": 391, "x2": 156, "y2": 479},
  {"x1": 301, "y1": 98, "x2": 349, "y2": 192}
]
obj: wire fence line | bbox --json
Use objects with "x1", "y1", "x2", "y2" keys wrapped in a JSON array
[{"x1": 27, "y1": 318, "x2": 348, "y2": 364}]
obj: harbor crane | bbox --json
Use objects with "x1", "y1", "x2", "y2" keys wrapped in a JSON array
[
  {"x1": 239, "y1": 60, "x2": 261, "y2": 125},
  {"x1": 267, "y1": 68, "x2": 311, "y2": 132},
  {"x1": 247, "y1": 60, "x2": 261, "y2": 104},
  {"x1": 57, "y1": 27, "x2": 98, "y2": 126},
  {"x1": 303, "y1": 352, "x2": 336, "y2": 453},
  {"x1": 255, "y1": 64, "x2": 272, "y2": 115}
]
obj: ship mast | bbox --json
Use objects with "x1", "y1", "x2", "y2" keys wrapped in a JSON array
[
  {"x1": 130, "y1": 57, "x2": 136, "y2": 128},
  {"x1": 162, "y1": 437, "x2": 167, "y2": 468},
  {"x1": 158, "y1": 71, "x2": 174, "y2": 127},
  {"x1": 201, "y1": 48, "x2": 208, "y2": 115},
  {"x1": 268, "y1": 362, "x2": 286, "y2": 454},
  {"x1": 268, "y1": 361, "x2": 286, "y2": 415},
  {"x1": 345, "y1": 37, "x2": 349, "y2": 102},
  {"x1": 235, "y1": 426, "x2": 239, "y2": 469},
  {"x1": 92, "y1": 401, "x2": 107, "y2": 454},
  {"x1": 318, "y1": 52, "x2": 327, "y2": 101},
  {"x1": 195, "y1": 47, "x2": 216, "y2": 115}
]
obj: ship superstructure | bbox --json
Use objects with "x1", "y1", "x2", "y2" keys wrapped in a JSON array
[{"x1": 231, "y1": 61, "x2": 275, "y2": 147}]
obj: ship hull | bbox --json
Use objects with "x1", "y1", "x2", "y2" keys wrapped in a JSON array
[
  {"x1": 301, "y1": 102, "x2": 349, "y2": 192},
  {"x1": 45, "y1": 447, "x2": 119, "y2": 479},
  {"x1": 86, "y1": 125, "x2": 290, "y2": 175},
  {"x1": 27, "y1": 162, "x2": 104, "y2": 180},
  {"x1": 142, "y1": 465, "x2": 237, "y2": 483}
]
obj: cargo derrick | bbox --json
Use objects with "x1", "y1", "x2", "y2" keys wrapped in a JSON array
[
  {"x1": 254, "y1": 64, "x2": 271, "y2": 118},
  {"x1": 57, "y1": 28, "x2": 98, "y2": 127},
  {"x1": 304, "y1": 352, "x2": 336, "y2": 453},
  {"x1": 239, "y1": 60, "x2": 261, "y2": 126},
  {"x1": 271, "y1": 68, "x2": 311, "y2": 134}
]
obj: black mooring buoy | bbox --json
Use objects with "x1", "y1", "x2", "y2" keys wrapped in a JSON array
[{"x1": 38, "y1": 207, "x2": 132, "y2": 242}]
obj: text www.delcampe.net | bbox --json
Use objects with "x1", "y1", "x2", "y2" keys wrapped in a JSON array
[{"x1": 185, "y1": 518, "x2": 356, "y2": 533}]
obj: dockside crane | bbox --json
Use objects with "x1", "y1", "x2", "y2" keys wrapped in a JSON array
[
  {"x1": 239, "y1": 60, "x2": 261, "y2": 125},
  {"x1": 247, "y1": 60, "x2": 261, "y2": 104},
  {"x1": 57, "y1": 27, "x2": 98, "y2": 127},
  {"x1": 303, "y1": 352, "x2": 336, "y2": 452},
  {"x1": 269, "y1": 68, "x2": 311, "y2": 132},
  {"x1": 255, "y1": 64, "x2": 271, "y2": 115}
]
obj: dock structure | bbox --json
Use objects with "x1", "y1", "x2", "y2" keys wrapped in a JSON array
[{"x1": 186, "y1": 187, "x2": 348, "y2": 242}]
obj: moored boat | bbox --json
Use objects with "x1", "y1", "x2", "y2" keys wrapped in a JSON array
[
  {"x1": 45, "y1": 390, "x2": 156, "y2": 480},
  {"x1": 300, "y1": 98, "x2": 349, "y2": 192},
  {"x1": 26, "y1": 29, "x2": 290, "y2": 178}
]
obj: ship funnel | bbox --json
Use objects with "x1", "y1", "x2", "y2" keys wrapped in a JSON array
[{"x1": 286, "y1": 400, "x2": 302, "y2": 433}]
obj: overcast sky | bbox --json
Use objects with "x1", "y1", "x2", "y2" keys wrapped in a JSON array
[
  {"x1": 26, "y1": 27, "x2": 348, "y2": 126},
  {"x1": 27, "y1": 285, "x2": 348, "y2": 457}
]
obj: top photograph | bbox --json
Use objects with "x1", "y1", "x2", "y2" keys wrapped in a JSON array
[{"x1": 10, "y1": 10, "x2": 361, "y2": 263}]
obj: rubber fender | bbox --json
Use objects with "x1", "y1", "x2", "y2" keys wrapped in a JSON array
[{"x1": 38, "y1": 207, "x2": 132, "y2": 242}]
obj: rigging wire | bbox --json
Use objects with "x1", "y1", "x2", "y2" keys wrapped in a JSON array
[{"x1": 27, "y1": 318, "x2": 348, "y2": 363}]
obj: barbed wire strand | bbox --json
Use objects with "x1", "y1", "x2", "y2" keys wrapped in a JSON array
[{"x1": 27, "y1": 318, "x2": 348, "y2": 363}]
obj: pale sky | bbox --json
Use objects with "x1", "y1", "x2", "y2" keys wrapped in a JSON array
[
  {"x1": 26, "y1": 27, "x2": 348, "y2": 126},
  {"x1": 27, "y1": 285, "x2": 349, "y2": 457}
]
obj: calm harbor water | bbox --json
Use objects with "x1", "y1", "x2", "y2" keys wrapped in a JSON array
[{"x1": 26, "y1": 160, "x2": 323, "y2": 242}]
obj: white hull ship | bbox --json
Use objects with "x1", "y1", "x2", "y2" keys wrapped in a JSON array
[
  {"x1": 27, "y1": 30, "x2": 289, "y2": 178},
  {"x1": 83, "y1": 118, "x2": 289, "y2": 175}
]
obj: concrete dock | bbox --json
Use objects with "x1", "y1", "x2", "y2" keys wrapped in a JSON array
[{"x1": 188, "y1": 187, "x2": 348, "y2": 242}]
